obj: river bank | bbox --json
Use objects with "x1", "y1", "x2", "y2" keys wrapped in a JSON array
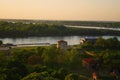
[{"x1": 1, "y1": 36, "x2": 120, "y2": 46}]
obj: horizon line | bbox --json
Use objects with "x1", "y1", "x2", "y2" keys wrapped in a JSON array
[{"x1": 0, "y1": 18, "x2": 120, "y2": 22}]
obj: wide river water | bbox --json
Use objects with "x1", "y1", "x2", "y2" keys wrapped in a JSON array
[{"x1": 0, "y1": 36, "x2": 120, "y2": 46}]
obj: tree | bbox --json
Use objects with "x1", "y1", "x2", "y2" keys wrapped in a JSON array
[
  {"x1": 94, "y1": 37, "x2": 107, "y2": 49},
  {"x1": 51, "y1": 68, "x2": 69, "y2": 80},
  {"x1": 27, "y1": 55, "x2": 41, "y2": 65},
  {"x1": 22, "y1": 72, "x2": 59, "y2": 80},
  {"x1": 81, "y1": 40, "x2": 93, "y2": 49},
  {"x1": 22, "y1": 72, "x2": 44, "y2": 80},
  {"x1": 0, "y1": 40, "x2": 3, "y2": 45},
  {"x1": 7, "y1": 59, "x2": 27, "y2": 74},
  {"x1": 65, "y1": 73, "x2": 79, "y2": 80},
  {"x1": 68, "y1": 49, "x2": 81, "y2": 66},
  {"x1": 0, "y1": 59, "x2": 28, "y2": 80},
  {"x1": 112, "y1": 37, "x2": 120, "y2": 49},
  {"x1": 0, "y1": 52, "x2": 6, "y2": 64},
  {"x1": 36, "y1": 47, "x2": 44, "y2": 56},
  {"x1": 41, "y1": 46, "x2": 58, "y2": 66},
  {"x1": 12, "y1": 49, "x2": 35, "y2": 63}
]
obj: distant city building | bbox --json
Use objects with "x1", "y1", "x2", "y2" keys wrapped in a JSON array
[
  {"x1": 57, "y1": 40, "x2": 67, "y2": 50},
  {"x1": 80, "y1": 37, "x2": 97, "y2": 45}
]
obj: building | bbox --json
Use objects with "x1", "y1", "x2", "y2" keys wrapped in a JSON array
[
  {"x1": 80, "y1": 37, "x2": 97, "y2": 45},
  {"x1": 57, "y1": 40, "x2": 67, "y2": 50}
]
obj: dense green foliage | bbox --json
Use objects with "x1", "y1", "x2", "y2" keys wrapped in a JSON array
[
  {"x1": 0, "y1": 21, "x2": 120, "y2": 37},
  {"x1": 0, "y1": 37, "x2": 120, "y2": 80}
]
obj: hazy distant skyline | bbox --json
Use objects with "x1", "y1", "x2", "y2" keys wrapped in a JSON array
[{"x1": 0, "y1": 0, "x2": 120, "y2": 21}]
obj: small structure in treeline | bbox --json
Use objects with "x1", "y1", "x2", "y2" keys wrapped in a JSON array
[
  {"x1": 80, "y1": 37, "x2": 97, "y2": 45},
  {"x1": 57, "y1": 40, "x2": 67, "y2": 50}
]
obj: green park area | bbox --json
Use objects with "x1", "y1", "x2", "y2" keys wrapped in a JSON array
[{"x1": 0, "y1": 37, "x2": 120, "y2": 80}]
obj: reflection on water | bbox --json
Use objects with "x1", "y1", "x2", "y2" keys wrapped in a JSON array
[{"x1": 0, "y1": 36, "x2": 120, "y2": 45}]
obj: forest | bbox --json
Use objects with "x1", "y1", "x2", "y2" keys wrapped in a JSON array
[
  {"x1": 0, "y1": 21, "x2": 120, "y2": 38},
  {"x1": 1, "y1": 19, "x2": 120, "y2": 28},
  {"x1": 0, "y1": 37, "x2": 120, "y2": 80}
]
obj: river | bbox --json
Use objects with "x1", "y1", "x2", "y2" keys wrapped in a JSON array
[
  {"x1": 1, "y1": 25, "x2": 120, "y2": 46},
  {"x1": 0, "y1": 36, "x2": 120, "y2": 46}
]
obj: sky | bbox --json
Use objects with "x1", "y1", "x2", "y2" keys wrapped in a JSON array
[{"x1": 0, "y1": 0, "x2": 120, "y2": 21}]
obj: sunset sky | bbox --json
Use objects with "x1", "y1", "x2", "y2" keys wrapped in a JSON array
[{"x1": 0, "y1": 0, "x2": 120, "y2": 21}]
